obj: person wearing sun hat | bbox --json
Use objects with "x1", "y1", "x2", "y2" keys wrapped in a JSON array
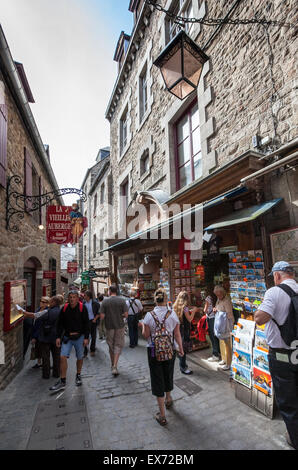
[{"x1": 254, "y1": 260, "x2": 298, "y2": 449}]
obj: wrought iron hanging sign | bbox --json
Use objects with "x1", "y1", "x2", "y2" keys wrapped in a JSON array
[{"x1": 6, "y1": 174, "x2": 87, "y2": 239}]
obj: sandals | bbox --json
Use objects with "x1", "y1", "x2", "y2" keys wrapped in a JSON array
[
  {"x1": 155, "y1": 413, "x2": 167, "y2": 426},
  {"x1": 165, "y1": 399, "x2": 173, "y2": 409}
]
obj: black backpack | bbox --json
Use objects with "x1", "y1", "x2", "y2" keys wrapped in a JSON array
[{"x1": 272, "y1": 284, "x2": 298, "y2": 347}]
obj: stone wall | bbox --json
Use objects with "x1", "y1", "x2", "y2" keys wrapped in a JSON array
[
  {"x1": 107, "y1": 0, "x2": 297, "y2": 233},
  {"x1": 0, "y1": 71, "x2": 61, "y2": 389}
]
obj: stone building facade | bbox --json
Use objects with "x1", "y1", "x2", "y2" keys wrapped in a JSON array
[
  {"x1": 105, "y1": 0, "x2": 297, "y2": 249},
  {"x1": 77, "y1": 148, "x2": 112, "y2": 294},
  {"x1": 0, "y1": 26, "x2": 62, "y2": 389}
]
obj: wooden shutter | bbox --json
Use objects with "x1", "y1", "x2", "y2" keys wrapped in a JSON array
[
  {"x1": 39, "y1": 176, "x2": 42, "y2": 224},
  {"x1": 24, "y1": 148, "x2": 32, "y2": 212},
  {"x1": 0, "y1": 104, "x2": 8, "y2": 188}
]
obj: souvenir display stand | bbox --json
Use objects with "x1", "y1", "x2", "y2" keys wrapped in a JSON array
[{"x1": 229, "y1": 250, "x2": 275, "y2": 418}]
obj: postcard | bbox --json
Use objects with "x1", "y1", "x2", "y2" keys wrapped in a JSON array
[
  {"x1": 253, "y1": 348, "x2": 270, "y2": 372},
  {"x1": 233, "y1": 332, "x2": 253, "y2": 354},
  {"x1": 232, "y1": 348, "x2": 252, "y2": 369},
  {"x1": 232, "y1": 363, "x2": 252, "y2": 389},
  {"x1": 255, "y1": 329, "x2": 269, "y2": 352},
  {"x1": 236, "y1": 318, "x2": 256, "y2": 337},
  {"x1": 253, "y1": 367, "x2": 272, "y2": 395}
]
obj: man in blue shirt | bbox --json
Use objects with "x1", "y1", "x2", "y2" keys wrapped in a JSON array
[{"x1": 83, "y1": 291, "x2": 100, "y2": 357}]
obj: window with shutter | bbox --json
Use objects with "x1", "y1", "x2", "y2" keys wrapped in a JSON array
[
  {"x1": 24, "y1": 148, "x2": 33, "y2": 212},
  {"x1": 0, "y1": 104, "x2": 8, "y2": 188}
]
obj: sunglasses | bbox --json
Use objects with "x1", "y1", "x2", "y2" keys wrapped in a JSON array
[{"x1": 40, "y1": 300, "x2": 48, "y2": 304}]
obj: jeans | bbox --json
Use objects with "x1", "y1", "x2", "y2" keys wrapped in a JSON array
[
  {"x1": 207, "y1": 317, "x2": 220, "y2": 358},
  {"x1": 127, "y1": 315, "x2": 139, "y2": 347},
  {"x1": 40, "y1": 342, "x2": 60, "y2": 378},
  {"x1": 84, "y1": 320, "x2": 97, "y2": 354},
  {"x1": 268, "y1": 350, "x2": 298, "y2": 449},
  {"x1": 179, "y1": 353, "x2": 187, "y2": 371}
]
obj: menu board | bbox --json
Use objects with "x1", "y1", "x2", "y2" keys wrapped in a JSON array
[{"x1": 4, "y1": 280, "x2": 27, "y2": 332}]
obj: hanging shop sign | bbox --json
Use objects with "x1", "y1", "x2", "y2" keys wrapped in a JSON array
[
  {"x1": 46, "y1": 205, "x2": 72, "y2": 245},
  {"x1": 46, "y1": 205, "x2": 88, "y2": 245},
  {"x1": 67, "y1": 262, "x2": 78, "y2": 274},
  {"x1": 43, "y1": 271, "x2": 56, "y2": 279}
]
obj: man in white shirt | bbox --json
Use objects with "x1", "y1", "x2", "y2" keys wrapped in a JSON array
[
  {"x1": 254, "y1": 261, "x2": 298, "y2": 449},
  {"x1": 83, "y1": 291, "x2": 100, "y2": 357},
  {"x1": 126, "y1": 289, "x2": 143, "y2": 348}
]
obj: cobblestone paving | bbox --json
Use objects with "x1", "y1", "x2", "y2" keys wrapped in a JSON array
[{"x1": 0, "y1": 335, "x2": 292, "y2": 450}]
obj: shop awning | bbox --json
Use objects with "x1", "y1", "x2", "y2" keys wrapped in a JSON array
[
  {"x1": 100, "y1": 185, "x2": 248, "y2": 253},
  {"x1": 204, "y1": 198, "x2": 282, "y2": 231}
]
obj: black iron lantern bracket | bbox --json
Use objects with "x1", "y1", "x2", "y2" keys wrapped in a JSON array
[{"x1": 6, "y1": 174, "x2": 87, "y2": 232}]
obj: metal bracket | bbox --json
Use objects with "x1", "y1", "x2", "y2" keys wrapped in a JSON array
[{"x1": 6, "y1": 174, "x2": 87, "y2": 232}]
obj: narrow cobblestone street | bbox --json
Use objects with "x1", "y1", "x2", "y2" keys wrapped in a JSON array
[{"x1": 0, "y1": 334, "x2": 291, "y2": 451}]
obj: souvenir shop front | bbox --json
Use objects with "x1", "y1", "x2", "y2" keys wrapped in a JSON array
[{"x1": 196, "y1": 192, "x2": 285, "y2": 418}]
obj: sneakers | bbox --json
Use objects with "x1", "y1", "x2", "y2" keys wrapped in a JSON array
[
  {"x1": 112, "y1": 366, "x2": 119, "y2": 376},
  {"x1": 181, "y1": 368, "x2": 193, "y2": 375},
  {"x1": 219, "y1": 360, "x2": 226, "y2": 366},
  {"x1": 49, "y1": 379, "x2": 66, "y2": 392},
  {"x1": 76, "y1": 374, "x2": 82, "y2": 386},
  {"x1": 207, "y1": 356, "x2": 220, "y2": 362},
  {"x1": 221, "y1": 365, "x2": 230, "y2": 371}
]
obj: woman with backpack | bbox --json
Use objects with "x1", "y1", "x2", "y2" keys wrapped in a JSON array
[
  {"x1": 173, "y1": 291, "x2": 196, "y2": 375},
  {"x1": 140, "y1": 288, "x2": 184, "y2": 426},
  {"x1": 213, "y1": 285, "x2": 234, "y2": 370}
]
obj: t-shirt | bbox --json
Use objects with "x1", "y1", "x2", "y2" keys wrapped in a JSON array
[
  {"x1": 85, "y1": 300, "x2": 94, "y2": 320},
  {"x1": 205, "y1": 296, "x2": 215, "y2": 318},
  {"x1": 100, "y1": 296, "x2": 128, "y2": 330},
  {"x1": 259, "y1": 279, "x2": 298, "y2": 349},
  {"x1": 126, "y1": 298, "x2": 143, "y2": 316},
  {"x1": 56, "y1": 303, "x2": 90, "y2": 339},
  {"x1": 143, "y1": 306, "x2": 180, "y2": 350}
]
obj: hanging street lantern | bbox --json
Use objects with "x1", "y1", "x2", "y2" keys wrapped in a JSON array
[{"x1": 153, "y1": 29, "x2": 209, "y2": 100}]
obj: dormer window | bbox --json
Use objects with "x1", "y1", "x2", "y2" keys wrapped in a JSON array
[
  {"x1": 113, "y1": 31, "x2": 131, "y2": 74},
  {"x1": 129, "y1": 0, "x2": 145, "y2": 24}
]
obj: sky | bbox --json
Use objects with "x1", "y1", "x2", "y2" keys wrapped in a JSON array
[{"x1": 0, "y1": 0, "x2": 133, "y2": 204}]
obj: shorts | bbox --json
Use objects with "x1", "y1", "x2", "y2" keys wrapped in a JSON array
[
  {"x1": 61, "y1": 335, "x2": 84, "y2": 360},
  {"x1": 147, "y1": 348, "x2": 176, "y2": 398},
  {"x1": 106, "y1": 328, "x2": 125, "y2": 355}
]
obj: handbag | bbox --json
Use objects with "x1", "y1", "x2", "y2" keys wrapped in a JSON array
[
  {"x1": 30, "y1": 346, "x2": 36, "y2": 360},
  {"x1": 183, "y1": 339, "x2": 193, "y2": 354}
]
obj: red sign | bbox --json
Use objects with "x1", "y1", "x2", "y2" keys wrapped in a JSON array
[
  {"x1": 43, "y1": 271, "x2": 56, "y2": 279},
  {"x1": 46, "y1": 206, "x2": 72, "y2": 245},
  {"x1": 67, "y1": 262, "x2": 78, "y2": 274}
]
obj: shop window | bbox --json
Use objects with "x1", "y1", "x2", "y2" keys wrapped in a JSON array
[{"x1": 175, "y1": 100, "x2": 202, "y2": 190}]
